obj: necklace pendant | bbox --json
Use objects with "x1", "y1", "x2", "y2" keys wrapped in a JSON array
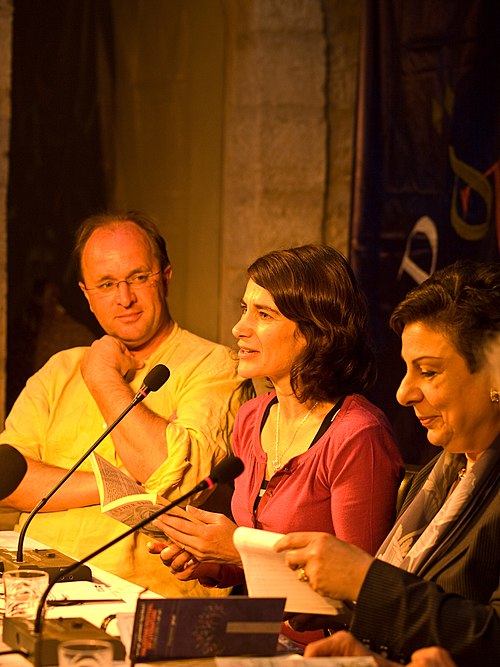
[{"x1": 272, "y1": 458, "x2": 281, "y2": 472}]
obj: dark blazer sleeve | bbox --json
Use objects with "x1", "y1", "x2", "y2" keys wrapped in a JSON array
[{"x1": 350, "y1": 559, "x2": 500, "y2": 667}]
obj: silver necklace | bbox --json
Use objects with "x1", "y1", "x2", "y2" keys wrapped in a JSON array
[{"x1": 272, "y1": 401, "x2": 318, "y2": 473}]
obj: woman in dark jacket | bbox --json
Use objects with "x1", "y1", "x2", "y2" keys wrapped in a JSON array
[{"x1": 276, "y1": 259, "x2": 500, "y2": 667}]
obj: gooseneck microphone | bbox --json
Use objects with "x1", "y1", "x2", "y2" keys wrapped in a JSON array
[
  {"x1": 11, "y1": 364, "x2": 170, "y2": 568},
  {"x1": 0, "y1": 445, "x2": 28, "y2": 500},
  {"x1": 2, "y1": 456, "x2": 245, "y2": 666},
  {"x1": 35, "y1": 455, "x2": 245, "y2": 613},
  {"x1": 131, "y1": 363, "x2": 171, "y2": 402}
]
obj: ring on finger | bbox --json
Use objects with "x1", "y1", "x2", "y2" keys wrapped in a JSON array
[{"x1": 298, "y1": 567, "x2": 309, "y2": 583}]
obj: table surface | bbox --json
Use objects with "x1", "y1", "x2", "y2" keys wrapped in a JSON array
[
  {"x1": 0, "y1": 532, "x2": 265, "y2": 667},
  {"x1": 1, "y1": 532, "x2": 373, "y2": 667},
  {"x1": 0, "y1": 531, "x2": 162, "y2": 666}
]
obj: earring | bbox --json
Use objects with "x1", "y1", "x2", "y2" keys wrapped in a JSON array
[{"x1": 490, "y1": 389, "x2": 500, "y2": 403}]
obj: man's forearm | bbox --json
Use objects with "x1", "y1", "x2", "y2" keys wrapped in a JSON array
[
  {"x1": 85, "y1": 375, "x2": 170, "y2": 482},
  {"x1": 0, "y1": 458, "x2": 99, "y2": 511},
  {"x1": 108, "y1": 408, "x2": 170, "y2": 482}
]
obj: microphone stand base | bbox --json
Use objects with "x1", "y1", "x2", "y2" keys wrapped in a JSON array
[
  {"x1": 2, "y1": 617, "x2": 126, "y2": 666},
  {"x1": 0, "y1": 549, "x2": 92, "y2": 584}
]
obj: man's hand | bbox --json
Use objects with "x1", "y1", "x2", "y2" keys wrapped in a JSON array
[
  {"x1": 79, "y1": 335, "x2": 167, "y2": 482},
  {"x1": 305, "y1": 630, "x2": 375, "y2": 658},
  {"x1": 305, "y1": 631, "x2": 395, "y2": 665},
  {"x1": 81, "y1": 335, "x2": 144, "y2": 389},
  {"x1": 408, "y1": 647, "x2": 457, "y2": 667},
  {"x1": 305, "y1": 631, "x2": 458, "y2": 667},
  {"x1": 274, "y1": 531, "x2": 373, "y2": 601}
]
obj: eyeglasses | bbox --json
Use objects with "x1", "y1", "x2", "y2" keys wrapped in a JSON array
[{"x1": 83, "y1": 270, "x2": 162, "y2": 296}]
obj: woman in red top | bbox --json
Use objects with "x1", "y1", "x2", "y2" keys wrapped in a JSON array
[{"x1": 149, "y1": 245, "x2": 403, "y2": 627}]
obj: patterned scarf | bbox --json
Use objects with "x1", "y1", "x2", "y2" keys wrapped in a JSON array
[{"x1": 377, "y1": 448, "x2": 497, "y2": 573}]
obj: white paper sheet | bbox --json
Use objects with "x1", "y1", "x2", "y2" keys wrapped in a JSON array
[{"x1": 233, "y1": 527, "x2": 347, "y2": 615}]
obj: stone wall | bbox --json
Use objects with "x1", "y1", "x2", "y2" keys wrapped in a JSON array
[
  {"x1": 1, "y1": 0, "x2": 361, "y2": 410},
  {"x1": 324, "y1": 0, "x2": 361, "y2": 254},
  {"x1": 220, "y1": 0, "x2": 328, "y2": 344}
]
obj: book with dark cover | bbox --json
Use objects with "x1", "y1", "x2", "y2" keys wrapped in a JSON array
[{"x1": 129, "y1": 596, "x2": 286, "y2": 662}]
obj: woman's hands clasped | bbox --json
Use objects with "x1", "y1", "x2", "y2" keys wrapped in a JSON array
[
  {"x1": 146, "y1": 539, "x2": 221, "y2": 582},
  {"x1": 147, "y1": 505, "x2": 242, "y2": 581}
]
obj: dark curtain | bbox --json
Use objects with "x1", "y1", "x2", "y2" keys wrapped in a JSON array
[
  {"x1": 351, "y1": 0, "x2": 500, "y2": 463},
  {"x1": 7, "y1": 0, "x2": 114, "y2": 409}
]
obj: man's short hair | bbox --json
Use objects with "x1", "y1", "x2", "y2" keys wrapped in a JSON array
[{"x1": 74, "y1": 210, "x2": 170, "y2": 279}]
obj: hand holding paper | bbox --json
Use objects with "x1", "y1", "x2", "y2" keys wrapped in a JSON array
[
  {"x1": 275, "y1": 531, "x2": 373, "y2": 603},
  {"x1": 233, "y1": 527, "x2": 347, "y2": 615}
]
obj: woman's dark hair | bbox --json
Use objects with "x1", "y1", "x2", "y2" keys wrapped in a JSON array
[
  {"x1": 390, "y1": 259, "x2": 500, "y2": 373},
  {"x1": 74, "y1": 210, "x2": 170, "y2": 280},
  {"x1": 247, "y1": 244, "x2": 377, "y2": 403}
]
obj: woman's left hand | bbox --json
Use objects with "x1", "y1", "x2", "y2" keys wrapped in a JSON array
[
  {"x1": 152, "y1": 505, "x2": 242, "y2": 564},
  {"x1": 147, "y1": 539, "x2": 212, "y2": 581},
  {"x1": 147, "y1": 540, "x2": 193, "y2": 569},
  {"x1": 274, "y1": 531, "x2": 374, "y2": 601}
]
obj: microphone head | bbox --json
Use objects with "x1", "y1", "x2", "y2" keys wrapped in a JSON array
[
  {"x1": 143, "y1": 364, "x2": 171, "y2": 392},
  {"x1": 209, "y1": 456, "x2": 244, "y2": 485},
  {"x1": 0, "y1": 445, "x2": 28, "y2": 500}
]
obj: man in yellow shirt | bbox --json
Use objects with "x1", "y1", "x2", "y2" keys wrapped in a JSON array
[{"x1": 0, "y1": 211, "x2": 243, "y2": 596}]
